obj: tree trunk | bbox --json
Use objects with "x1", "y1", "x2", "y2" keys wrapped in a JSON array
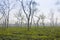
[
  {"x1": 7, "y1": 11, "x2": 9, "y2": 28},
  {"x1": 27, "y1": 18, "x2": 30, "y2": 31},
  {"x1": 30, "y1": 17, "x2": 33, "y2": 28},
  {"x1": 21, "y1": 21, "x2": 22, "y2": 27}
]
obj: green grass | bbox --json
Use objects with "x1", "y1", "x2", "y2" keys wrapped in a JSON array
[{"x1": 0, "y1": 26, "x2": 60, "y2": 40}]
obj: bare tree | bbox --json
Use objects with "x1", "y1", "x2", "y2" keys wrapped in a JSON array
[
  {"x1": 30, "y1": 2, "x2": 37, "y2": 27},
  {"x1": 33, "y1": 18, "x2": 36, "y2": 26},
  {"x1": 55, "y1": 17, "x2": 58, "y2": 26},
  {"x1": 0, "y1": 2, "x2": 7, "y2": 27},
  {"x1": 34, "y1": 15, "x2": 41, "y2": 27},
  {"x1": 40, "y1": 13, "x2": 46, "y2": 26},
  {"x1": 50, "y1": 10, "x2": 54, "y2": 26},
  {"x1": 0, "y1": 0, "x2": 16, "y2": 28},
  {"x1": 17, "y1": 0, "x2": 38, "y2": 30},
  {"x1": 14, "y1": 9, "x2": 25, "y2": 27}
]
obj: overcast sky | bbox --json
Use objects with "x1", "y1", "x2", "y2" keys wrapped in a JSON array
[
  {"x1": 7, "y1": 0, "x2": 60, "y2": 24},
  {"x1": 0, "y1": 0, "x2": 60, "y2": 24}
]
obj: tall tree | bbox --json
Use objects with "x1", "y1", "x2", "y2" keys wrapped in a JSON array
[
  {"x1": 14, "y1": 9, "x2": 25, "y2": 27},
  {"x1": 55, "y1": 17, "x2": 58, "y2": 26},
  {"x1": 0, "y1": 0, "x2": 16, "y2": 28},
  {"x1": 40, "y1": 13, "x2": 46, "y2": 26},
  {"x1": 34, "y1": 15, "x2": 41, "y2": 27},
  {"x1": 17, "y1": 0, "x2": 38, "y2": 30},
  {"x1": 50, "y1": 10, "x2": 54, "y2": 26},
  {"x1": 0, "y1": 1, "x2": 7, "y2": 27}
]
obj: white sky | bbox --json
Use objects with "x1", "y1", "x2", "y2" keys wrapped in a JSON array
[
  {"x1": 9, "y1": 0, "x2": 60, "y2": 24},
  {"x1": 0, "y1": 0, "x2": 60, "y2": 24}
]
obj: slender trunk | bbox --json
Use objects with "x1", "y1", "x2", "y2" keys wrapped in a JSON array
[
  {"x1": 30, "y1": 17, "x2": 33, "y2": 28},
  {"x1": 27, "y1": 18, "x2": 30, "y2": 31},
  {"x1": 36, "y1": 21, "x2": 39, "y2": 28},
  {"x1": 6, "y1": 16, "x2": 8, "y2": 28},
  {"x1": 42, "y1": 19, "x2": 44, "y2": 26},
  {"x1": 7, "y1": 11, "x2": 9, "y2": 28},
  {"x1": 37, "y1": 22, "x2": 39, "y2": 27},
  {"x1": 55, "y1": 18, "x2": 58, "y2": 26},
  {"x1": 36, "y1": 18, "x2": 40, "y2": 27},
  {"x1": 21, "y1": 21, "x2": 22, "y2": 27},
  {"x1": 5, "y1": 18, "x2": 6, "y2": 27}
]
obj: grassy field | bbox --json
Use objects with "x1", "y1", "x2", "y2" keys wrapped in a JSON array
[{"x1": 0, "y1": 26, "x2": 60, "y2": 40}]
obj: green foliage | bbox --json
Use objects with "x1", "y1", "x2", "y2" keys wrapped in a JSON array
[{"x1": 0, "y1": 26, "x2": 60, "y2": 40}]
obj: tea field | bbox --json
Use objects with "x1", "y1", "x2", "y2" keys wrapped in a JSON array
[{"x1": 0, "y1": 26, "x2": 60, "y2": 40}]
